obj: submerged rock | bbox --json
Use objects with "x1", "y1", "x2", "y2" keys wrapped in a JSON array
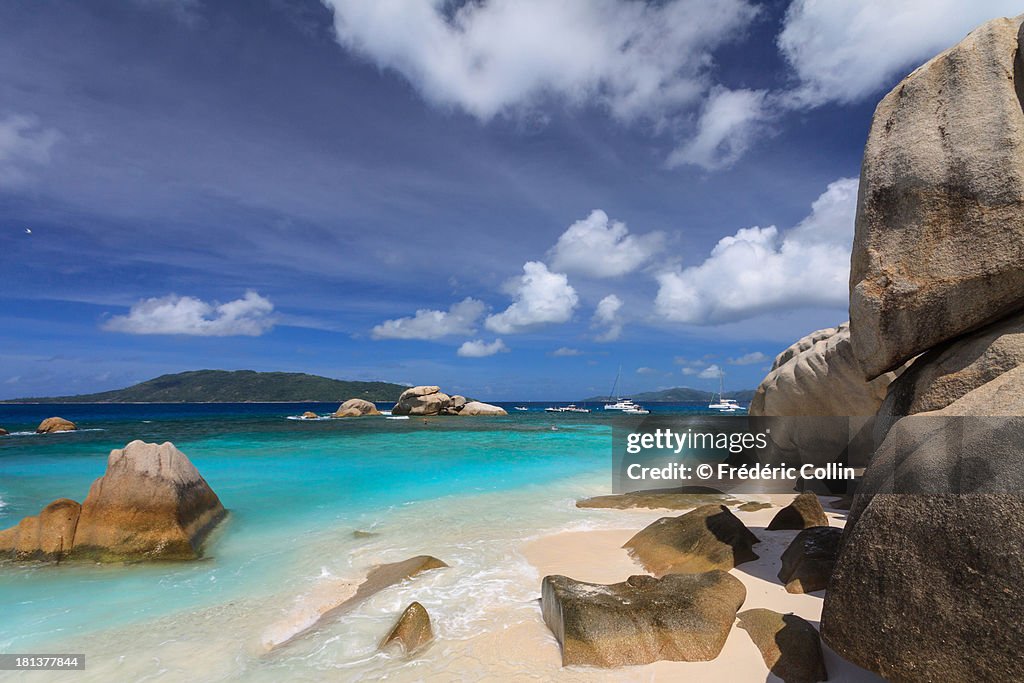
[
  {"x1": 577, "y1": 490, "x2": 737, "y2": 511},
  {"x1": 379, "y1": 601, "x2": 433, "y2": 655},
  {"x1": 72, "y1": 441, "x2": 227, "y2": 561},
  {"x1": 333, "y1": 398, "x2": 380, "y2": 417},
  {"x1": 541, "y1": 571, "x2": 746, "y2": 667},
  {"x1": 36, "y1": 417, "x2": 76, "y2": 434},
  {"x1": 737, "y1": 501, "x2": 772, "y2": 512},
  {"x1": 456, "y1": 401, "x2": 507, "y2": 416},
  {"x1": 623, "y1": 504, "x2": 759, "y2": 575},
  {"x1": 778, "y1": 526, "x2": 842, "y2": 594},
  {"x1": 262, "y1": 555, "x2": 448, "y2": 651},
  {"x1": 849, "y1": 14, "x2": 1024, "y2": 378},
  {"x1": 0, "y1": 498, "x2": 81, "y2": 561},
  {"x1": 391, "y1": 386, "x2": 451, "y2": 416},
  {"x1": 737, "y1": 609, "x2": 827, "y2": 683},
  {"x1": 767, "y1": 493, "x2": 829, "y2": 531}
]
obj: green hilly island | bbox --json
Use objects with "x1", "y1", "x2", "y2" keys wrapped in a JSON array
[{"x1": 4, "y1": 370, "x2": 410, "y2": 403}]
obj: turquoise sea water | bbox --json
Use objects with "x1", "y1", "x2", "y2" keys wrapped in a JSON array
[{"x1": 0, "y1": 402, "x2": 723, "y2": 680}]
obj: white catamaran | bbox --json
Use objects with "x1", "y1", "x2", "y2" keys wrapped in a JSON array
[
  {"x1": 604, "y1": 366, "x2": 650, "y2": 414},
  {"x1": 708, "y1": 368, "x2": 745, "y2": 412}
]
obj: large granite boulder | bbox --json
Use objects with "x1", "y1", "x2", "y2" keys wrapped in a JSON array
[
  {"x1": 541, "y1": 571, "x2": 746, "y2": 667},
  {"x1": 737, "y1": 609, "x2": 828, "y2": 683},
  {"x1": 0, "y1": 498, "x2": 81, "y2": 561},
  {"x1": 301, "y1": 411, "x2": 319, "y2": 419},
  {"x1": 448, "y1": 395, "x2": 468, "y2": 412},
  {"x1": 767, "y1": 493, "x2": 829, "y2": 531},
  {"x1": 849, "y1": 14, "x2": 1024, "y2": 378},
  {"x1": 333, "y1": 398, "x2": 380, "y2": 417},
  {"x1": 36, "y1": 417, "x2": 77, "y2": 434},
  {"x1": 879, "y1": 310, "x2": 1024, "y2": 421},
  {"x1": 778, "y1": 526, "x2": 842, "y2": 594},
  {"x1": 749, "y1": 324, "x2": 901, "y2": 466},
  {"x1": 822, "y1": 366, "x2": 1024, "y2": 680},
  {"x1": 623, "y1": 504, "x2": 759, "y2": 575},
  {"x1": 71, "y1": 441, "x2": 227, "y2": 561},
  {"x1": 379, "y1": 601, "x2": 433, "y2": 655},
  {"x1": 391, "y1": 386, "x2": 451, "y2": 416},
  {"x1": 456, "y1": 401, "x2": 507, "y2": 416}
]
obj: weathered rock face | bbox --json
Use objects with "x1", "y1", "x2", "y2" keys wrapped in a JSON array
[
  {"x1": 823, "y1": 366, "x2": 1024, "y2": 680},
  {"x1": 36, "y1": 417, "x2": 77, "y2": 434},
  {"x1": 623, "y1": 504, "x2": 759, "y2": 575},
  {"x1": 767, "y1": 493, "x2": 829, "y2": 531},
  {"x1": 456, "y1": 401, "x2": 507, "y2": 416},
  {"x1": 448, "y1": 395, "x2": 468, "y2": 411},
  {"x1": 778, "y1": 526, "x2": 842, "y2": 594},
  {"x1": 262, "y1": 555, "x2": 448, "y2": 651},
  {"x1": 737, "y1": 609, "x2": 828, "y2": 683},
  {"x1": 379, "y1": 601, "x2": 433, "y2": 655},
  {"x1": 749, "y1": 323, "x2": 901, "y2": 466},
  {"x1": 71, "y1": 441, "x2": 227, "y2": 561},
  {"x1": 541, "y1": 571, "x2": 746, "y2": 667},
  {"x1": 849, "y1": 14, "x2": 1024, "y2": 379},
  {"x1": 0, "y1": 498, "x2": 81, "y2": 561},
  {"x1": 822, "y1": 493, "x2": 1024, "y2": 682},
  {"x1": 391, "y1": 386, "x2": 451, "y2": 416},
  {"x1": 879, "y1": 311, "x2": 1024, "y2": 421},
  {"x1": 333, "y1": 398, "x2": 380, "y2": 417}
]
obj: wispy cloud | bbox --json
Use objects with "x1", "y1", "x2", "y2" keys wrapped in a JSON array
[
  {"x1": 103, "y1": 291, "x2": 275, "y2": 336},
  {"x1": 728, "y1": 351, "x2": 767, "y2": 365},
  {"x1": 592, "y1": 294, "x2": 624, "y2": 342},
  {"x1": 0, "y1": 114, "x2": 60, "y2": 188},
  {"x1": 550, "y1": 347, "x2": 583, "y2": 357}
]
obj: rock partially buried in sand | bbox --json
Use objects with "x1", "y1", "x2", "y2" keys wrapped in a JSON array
[
  {"x1": 333, "y1": 398, "x2": 380, "y2": 417},
  {"x1": 623, "y1": 504, "x2": 759, "y2": 575},
  {"x1": 36, "y1": 417, "x2": 77, "y2": 434},
  {"x1": 262, "y1": 555, "x2": 448, "y2": 651},
  {"x1": 0, "y1": 498, "x2": 81, "y2": 561},
  {"x1": 379, "y1": 601, "x2": 433, "y2": 655},
  {"x1": 541, "y1": 571, "x2": 746, "y2": 667},
  {"x1": 71, "y1": 441, "x2": 226, "y2": 561},
  {"x1": 456, "y1": 401, "x2": 507, "y2": 416},
  {"x1": 848, "y1": 14, "x2": 1024, "y2": 378},
  {"x1": 391, "y1": 386, "x2": 451, "y2": 416},
  {"x1": 778, "y1": 526, "x2": 842, "y2": 594},
  {"x1": 737, "y1": 609, "x2": 827, "y2": 683},
  {"x1": 767, "y1": 493, "x2": 828, "y2": 531}
]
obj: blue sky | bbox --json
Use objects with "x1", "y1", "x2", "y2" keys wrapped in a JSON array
[{"x1": 0, "y1": 0, "x2": 1018, "y2": 400}]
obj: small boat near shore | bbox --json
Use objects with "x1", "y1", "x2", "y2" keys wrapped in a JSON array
[
  {"x1": 544, "y1": 404, "x2": 591, "y2": 413},
  {"x1": 513, "y1": 406, "x2": 529, "y2": 411}
]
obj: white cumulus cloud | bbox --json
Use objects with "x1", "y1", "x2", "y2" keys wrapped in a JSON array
[
  {"x1": 457, "y1": 338, "x2": 509, "y2": 358},
  {"x1": 485, "y1": 262, "x2": 578, "y2": 334},
  {"x1": 592, "y1": 294, "x2": 624, "y2": 342},
  {"x1": 321, "y1": 0, "x2": 760, "y2": 122},
  {"x1": 104, "y1": 291, "x2": 275, "y2": 336},
  {"x1": 728, "y1": 351, "x2": 767, "y2": 365},
  {"x1": 372, "y1": 297, "x2": 485, "y2": 340},
  {"x1": 0, "y1": 114, "x2": 60, "y2": 188},
  {"x1": 778, "y1": 0, "x2": 1022, "y2": 107},
  {"x1": 666, "y1": 87, "x2": 769, "y2": 170},
  {"x1": 655, "y1": 177, "x2": 857, "y2": 324},
  {"x1": 697, "y1": 363, "x2": 722, "y2": 380},
  {"x1": 549, "y1": 210, "x2": 663, "y2": 277}
]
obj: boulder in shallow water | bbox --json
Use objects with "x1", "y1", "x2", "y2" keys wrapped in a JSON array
[
  {"x1": 301, "y1": 411, "x2": 318, "y2": 419},
  {"x1": 456, "y1": 401, "x2": 507, "y2": 416},
  {"x1": 778, "y1": 526, "x2": 842, "y2": 594},
  {"x1": 542, "y1": 571, "x2": 746, "y2": 667},
  {"x1": 0, "y1": 427, "x2": 7, "y2": 436},
  {"x1": 71, "y1": 440, "x2": 226, "y2": 561},
  {"x1": 36, "y1": 417, "x2": 76, "y2": 433},
  {"x1": 333, "y1": 398, "x2": 380, "y2": 417},
  {"x1": 767, "y1": 493, "x2": 829, "y2": 531},
  {"x1": 379, "y1": 601, "x2": 433, "y2": 655},
  {"x1": 849, "y1": 14, "x2": 1024, "y2": 378},
  {"x1": 391, "y1": 386, "x2": 451, "y2": 416},
  {"x1": 623, "y1": 504, "x2": 759, "y2": 575},
  {"x1": 738, "y1": 608, "x2": 827, "y2": 683},
  {"x1": 0, "y1": 498, "x2": 81, "y2": 561}
]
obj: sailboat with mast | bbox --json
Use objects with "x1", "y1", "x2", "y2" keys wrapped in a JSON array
[
  {"x1": 708, "y1": 367, "x2": 745, "y2": 413},
  {"x1": 603, "y1": 365, "x2": 636, "y2": 410}
]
